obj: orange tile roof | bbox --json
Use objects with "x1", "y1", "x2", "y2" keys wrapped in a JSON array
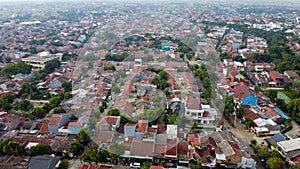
[{"x1": 48, "y1": 114, "x2": 62, "y2": 126}]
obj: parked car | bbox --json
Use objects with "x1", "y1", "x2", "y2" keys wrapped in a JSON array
[{"x1": 130, "y1": 162, "x2": 140, "y2": 168}]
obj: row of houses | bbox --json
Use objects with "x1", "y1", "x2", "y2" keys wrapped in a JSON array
[{"x1": 96, "y1": 115, "x2": 256, "y2": 168}]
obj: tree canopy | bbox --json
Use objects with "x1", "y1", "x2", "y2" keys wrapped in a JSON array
[
  {"x1": 27, "y1": 143, "x2": 51, "y2": 156},
  {"x1": 107, "y1": 108, "x2": 120, "y2": 116},
  {"x1": 0, "y1": 138, "x2": 23, "y2": 156},
  {"x1": 1, "y1": 62, "x2": 32, "y2": 78}
]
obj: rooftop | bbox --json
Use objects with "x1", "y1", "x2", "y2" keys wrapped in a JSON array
[{"x1": 278, "y1": 138, "x2": 300, "y2": 152}]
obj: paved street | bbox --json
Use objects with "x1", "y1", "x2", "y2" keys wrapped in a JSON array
[{"x1": 223, "y1": 120, "x2": 266, "y2": 169}]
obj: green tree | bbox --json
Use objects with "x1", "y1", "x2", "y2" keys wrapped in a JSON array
[
  {"x1": 45, "y1": 59, "x2": 60, "y2": 73},
  {"x1": 64, "y1": 92, "x2": 72, "y2": 99},
  {"x1": 0, "y1": 138, "x2": 23, "y2": 156},
  {"x1": 287, "y1": 98, "x2": 300, "y2": 123},
  {"x1": 250, "y1": 139, "x2": 257, "y2": 146},
  {"x1": 141, "y1": 162, "x2": 151, "y2": 169},
  {"x1": 5, "y1": 57, "x2": 11, "y2": 63},
  {"x1": 79, "y1": 130, "x2": 90, "y2": 145},
  {"x1": 31, "y1": 107, "x2": 47, "y2": 119},
  {"x1": 0, "y1": 94, "x2": 14, "y2": 111},
  {"x1": 99, "y1": 106, "x2": 105, "y2": 113},
  {"x1": 49, "y1": 96, "x2": 62, "y2": 109},
  {"x1": 197, "y1": 158, "x2": 203, "y2": 165},
  {"x1": 28, "y1": 144, "x2": 51, "y2": 156},
  {"x1": 108, "y1": 143, "x2": 125, "y2": 163},
  {"x1": 192, "y1": 121, "x2": 198, "y2": 129},
  {"x1": 15, "y1": 99, "x2": 33, "y2": 111},
  {"x1": 57, "y1": 159, "x2": 69, "y2": 169},
  {"x1": 266, "y1": 157, "x2": 285, "y2": 169},
  {"x1": 267, "y1": 90, "x2": 277, "y2": 102},
  {"x1": 81, "y1": 149, "x2": 100, "y2": 163},
  {"x1": 62, "y1": 82, "x2": 72, "y2": 92},
  {"x1": 224, "y1": 96, "x2": 234, "y2": 117},
  {"x1": 158, "y1": 70, "x2": 168, "y2": 80},
  {"x1": 70, "y1": 114, "x2": 78, "y2": 120},
  {"x1": 70, "y1": 141, "x2": 84, "y2": 155},
  {"x1": 254, "y1": 86, "x2": 261, "y2": 92},
  {"x1": 99, "y1": 149, "x2": 109, "y2": 162},
  {"x1": 107, "y1": 108, "x2": 120, "y2": 116},
  {"x1": 104, "y1": 65, "x2": 116, "y2": 71},
  {"x1": 101, "y1": 101, "x2": 108, "y2": 109},
  {"x1": 167, "y1": 114, "x2": 178, "y2": 124},
  {"x1": 53, "y1": 107, "x2": 66, "y2": 114},
  {"x1": 237, "y1": 107, "x2": 245, "y2": 119},
  {"x1": 244, "y1": 117, "x2": 254, "y2": 129},
  {"x1": 1, "y1": 62, "x2": 32, "y2": 77}
]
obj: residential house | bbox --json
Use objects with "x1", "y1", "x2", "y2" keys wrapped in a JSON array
[
  {"x1": 218, "y1": 140, "x2": 243, "y2": 165},
  {"x1": 284, "y1": 71, "x2": 299, "y2": 79},
  {"x1": 27, "y1": 155, "x2": 60, "y2": 169},
  {"x1": 68, "y1": 116, "x2": 89, "y2": 134},
  {"x1": 277, "y1": 138, "x2": 300, "y2": 158},
  {"x1": 99, "y1": 116, "x2": 121, "y2": 131},
  {"x1": 0, "y1": 155, "x2": 27, "y2": 169},
  {"x1": 269, "y1": 71, "x2": 284, "y2": 86},
  {"x1": 124, "y1": 120, "x2": 148, "y2": 139},
  {"x1": 48, "y1": 114, "x2": 70, "y2": 134},
  {"x1": 237, "y1": 155, "x2": 257, "y2": 169},
  {"x1": 124, "y1": 123, "x2": 137, "y2": 137},
  {"x1": 230, "y1": 85, "x2": 258, "y2": 106},
  {"x1": 266, "y1": 133, "x2": 287, "y2": 148},
  {"x1": 130, "y1": 139, "x2": 154, "y2": 159}
]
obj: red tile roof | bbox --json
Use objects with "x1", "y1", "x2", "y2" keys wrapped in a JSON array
[
  {"x1": 166, "y1": 139, "x2": 177, "y2": 156},
  {"x1": 99, "y1": 116, "x2": 119, "y2": 127},
  {"x1": 40, "y1": 121, "x2": 49, "y2": 134},
  {"x1": 78, "y1": 164, "x2": 97, "y2": 169},
  {"x1": 188, "y1": 134, "x2": 201, "y2": 146},
  {"x1": 154, "y1": 144, "x2": 166, "y2": 155},
  {"x1": 137, "y1": 120, "x2": 148, "y2": 133},
  {"x1": 177, "y1": 141, "x2": 188, "y2": 155},
  {"x1": 270, "y1": 71, "x2": 283, "y2": 79},
  {"x1": 48, "y1": 114, "x2": 62, "y2": 126}
]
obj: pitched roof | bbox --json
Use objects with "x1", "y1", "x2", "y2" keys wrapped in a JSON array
[
  {"x1": 270, "y1": 71, "x2": 283, "y2": 79},
  {"x1": 99, "y1": 116, "x2": 120, "y2": 127},
  {"x1": 285, "y1": 71, "x2": 299, "y2": 78},
  {"x1": 219, "y1": 140, "x2": 243, "y2": 157},
  {"x1": 188, "y1": 133, "x2": 201, "y2": 146},
  {"x1": 166, "y1": 139, "x2": 177, "y2": 157},
  {"x1": 137, "y1": 120, "x2": 148, "y2": 133},
  {"x1": 232, "y1": 85, "x2": 251, "y2": 99},
  {"x1": 27, "y1": 156, "x2": 59, "y2": 169},
  {"x1": 130, "y1": 139, "x2": 154, "y2": 156},
  {"x1": 201, "y1": 136, "x2": 217, "y2": 148},
  {"x1": 48, "y1": 114, "x2": 62, "y2": 126},
  {"x1": 271, "y1": 133, "x2": 287, "y2": 143},
  {"x1": 177, "y1": 141, "x2": 188, "y2": 155}
]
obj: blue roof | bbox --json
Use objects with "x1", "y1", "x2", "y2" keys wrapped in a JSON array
[
  {"x1": 274, "y1": 108, "x2": 290, "y2": 120},
  {"x1": 271, "y1": 133, "x2": 286, "y2": 143}
]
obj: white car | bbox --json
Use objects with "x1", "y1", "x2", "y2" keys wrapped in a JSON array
[{"x1": 130, "y1": 162, "x2": 140, "y2": 168}]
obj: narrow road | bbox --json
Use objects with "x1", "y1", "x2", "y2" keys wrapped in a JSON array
[{"x1": 223, "y1": 120, "x2": 266, "y2": 169}]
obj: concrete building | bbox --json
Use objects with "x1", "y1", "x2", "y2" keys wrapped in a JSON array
[
  {"x1": 277, "y1": 138, "x2": 300, "y2": 158},
  {"x1": 22, "y1": 51, "x2": 62, "y2": 71}
]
